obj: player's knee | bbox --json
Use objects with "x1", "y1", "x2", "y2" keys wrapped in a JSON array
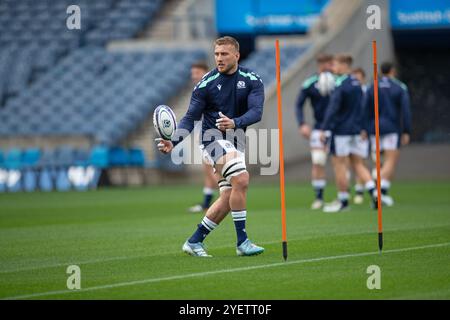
[
  {"x1": 221, "y1": 157, "x2": 247, "y2": 183},
  {"x1": 231, "y1": 172, "x2": 249, "y2": 191},
  {"x1": 311, "y1": 149, "x2": 327, "y2": 166}
]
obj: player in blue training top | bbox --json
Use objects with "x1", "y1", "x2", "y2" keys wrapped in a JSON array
[
  {"x1": 320, "y1": 54, "x2": 377, "y2": 212},
  {"x1": 156, "y1": 36, "x2": 265, "y2": 257},
  {"x1": 351, "y1": 67, "x2": 369, "y2": 205},
  {"x1": 295, "y1": 53, "x2": 334, "y2": 210},
  {"x1": 363, "y1": 62, "x2": 412, "y2": 207}
]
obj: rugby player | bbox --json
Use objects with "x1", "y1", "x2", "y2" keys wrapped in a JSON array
[
  {"x1": 156, "y1": 36, "x2": 265, "y2": 257},
  {"x1": 363, "y1": 62, "x2": 412, "y2": 206},
  {"x1": 295, "y1": 54, "x2": 334, "y2": 209},
  {"x1": 320, "y1": 54, "x2": 377, "y2": 212}
]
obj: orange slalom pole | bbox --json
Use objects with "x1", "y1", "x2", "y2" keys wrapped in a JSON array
[
  {"x1": 275, "y1": 39, "x2": 288, "y2": 260},
  {"x1": 372, "y1": 40, "x2": 383, "y2": 252}
]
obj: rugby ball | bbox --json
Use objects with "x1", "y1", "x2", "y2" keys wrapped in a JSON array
[
  {"x1": 317, "y1": 72, "x2": 335, "y2": 96},
  {"x1": 153, "y1": 105, "x2": 177, "y2": 140}
]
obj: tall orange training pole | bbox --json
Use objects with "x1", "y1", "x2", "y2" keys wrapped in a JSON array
[
  {"x1": 276, "y1": 39, "x2": 288, "y2": 260},
  {"x1": 373, "y1": 40, "x2": 383, "y2": 252}
]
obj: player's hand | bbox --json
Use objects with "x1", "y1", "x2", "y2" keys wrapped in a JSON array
[
  {"x1": 155, "y1": 138, "x2": 173, "y2": 154},
  {"x1": 216, "y1": 112, "x2": 235, "y2": 131},
  {"x1": 401, "y1": 133, "x2": 410, "y2": 146},
  {"x1": 299, "y1": 124, "x2": 311, "y2": 139},
  {"x1": 360, "y1": 130, "x2": 368, "y2": 140},
  {"x1": 319, "y1": 130, "x2": 326, "y2": 143}
]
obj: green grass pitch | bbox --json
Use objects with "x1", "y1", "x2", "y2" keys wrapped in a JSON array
[{"x1": 0, "y1": 181, "x2": 449, "y2": 299}]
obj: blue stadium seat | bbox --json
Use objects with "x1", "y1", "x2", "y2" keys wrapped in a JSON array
[
  {"x1": 129, "y1": 148, "x2": 145, "y2": 167},
  {"x1": 39, "y1": 168, "x2": 54, "y2": 192},
  {"x1": 4, "y1": 148, "x2": 23, "y2": 170},
  {"x1": 22, "y1": 148, "x2": 41, "y2": 169},
  {"x1": 109, "y1": 146, "x2": 129, "y2": 167},
  {"x1": 89, "y1": 146, "x2": 109, "y2": 168},
  {"x1": 55, "y1": 145, "x2": 75, "y2": 167},
  {"x1": 55, "y1": 168, "x2": 71, "y2": 191},
  {"x1": 23, "y1": 169, "x2": 38, "y2": 192}
]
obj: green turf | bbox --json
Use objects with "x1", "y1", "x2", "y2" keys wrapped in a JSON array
[{"x1": 0, "y1": 181, "x2": 449, "y2": 299}]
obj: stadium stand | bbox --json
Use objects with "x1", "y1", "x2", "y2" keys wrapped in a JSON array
[
  {"x1": 0, "y1": 47, "x2": 205, "y2": 145},
  {"x1": 0, "y1": 0, "x2": 314, "y2": 192},
  {"x1": 0, "y1": 0, "x2": 163, "y2": 105},
  {"x1": 243, "y1": 45, "x2": 310, "y2": 86}
]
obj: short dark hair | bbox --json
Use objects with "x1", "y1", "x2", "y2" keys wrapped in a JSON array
[
  {"x1": 191, "y1": 61, "x2": 209, "y2": 72},
  {"x1": 214, "y1": 36, "x2": 240, "y2": 52},
  {"x1": 335, "y1": 54, "x2": 353, "y2": 66},
  {"x1": 352, "y1": 67, "x2": 366, "y2": 78},
  {"x1": 381, "y1": 62, "x2": 394, "y2": 75},
  {"x1": 316, "y1": 53, "x2": 333, "y2": 64}
]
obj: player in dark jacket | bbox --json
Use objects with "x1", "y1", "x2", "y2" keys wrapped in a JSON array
[
  {"x1": 363, "y1": 62, "x2": 412, "y2": 206},
  {"x1": 157, "y1": 36, "x2": 265, "y2": 257}
]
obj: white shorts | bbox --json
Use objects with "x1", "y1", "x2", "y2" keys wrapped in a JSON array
[
  {"x1": 370, "y1": 133, "x2": 400, "y2": 151},
  {"x1": 310, "y1": 129, "x2": 326, "y2": 149},
  {"x1": 331, "y1": 135, "x2": 369, "y2": 158},
  {"x1": 201, "y1": 139, "x2": 245, "y2": 167}
]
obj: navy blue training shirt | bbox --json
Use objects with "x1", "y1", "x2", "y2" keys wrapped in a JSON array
[
  {"x1": 321, "y1": 74, "x2": 364, "y2": 135},
  {"x1": 295, "y1": 74, "x2": 331, "y2": 129},
  {"x1": 172, "y1": 65, "x2": 265, "y2": 147},
  {"x1": 363, "y1": 76, "x2": 412, "y2": 135}
]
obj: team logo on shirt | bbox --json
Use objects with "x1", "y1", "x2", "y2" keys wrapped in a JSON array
[{"x1": 237, "y1": 81, "x2": 246, "y2": 89}]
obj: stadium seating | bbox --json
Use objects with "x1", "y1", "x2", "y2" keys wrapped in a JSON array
[
  {"x1": 242, "y1": 45, "x2": 310, "y2": 85},
  {"x1": 0, "y1": 146, "x2": 151, "y2": 192},
  {"x1": 0, "y1": 47, "x2": 206, "y2": 145},
  {"x1": 0, "y1": 0, "x2": 163, "y2": 105}
]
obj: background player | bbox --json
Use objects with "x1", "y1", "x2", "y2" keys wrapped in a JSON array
[
  {"x1": 363, "y1": 61, "x2": 412, "y2": 206},
  {"x1": 156, "y1": 36, "x2": 265, "y2": 257},
  {"x1": 295, "y1": 54, "x2": 334, "y2": 210},
  {"x1": 320, "y1": 54, "x2": 377, "y2": 212},
  {"x1": 187, "y1": 62, "x2": 219, "y2": 213},
  {"x1": 351, "y1": 67, "x2": 368, "y2": 204}
]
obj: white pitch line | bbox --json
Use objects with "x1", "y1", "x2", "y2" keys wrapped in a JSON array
[
  {"x1": 3, "y1": 242, "x2": 449, "y2": 300},
  {"x1": 3, "y1": 224, "x2": 447, "y2": 274}
]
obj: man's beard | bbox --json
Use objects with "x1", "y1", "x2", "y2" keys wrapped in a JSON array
[{"x1": 219, "y1": 63, "x2": 237, "y2": 74}]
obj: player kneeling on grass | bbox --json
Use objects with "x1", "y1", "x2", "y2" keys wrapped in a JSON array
[
  {"x1": 156, "y1": 36, "x2": 265, "y2": 257},
  {"x1": 319, "y1": 54, "x2": 377, "y2": 212},
  {"x1": 363, "y1": 62, "x2": 412, "y2": 207}
]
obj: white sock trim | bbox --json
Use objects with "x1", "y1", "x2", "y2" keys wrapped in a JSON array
[
  {"x1": 201, "y1": 216, "x2": 217, "y2": 231},
  {"x1": 355, "y1": 184, "x2": 364, "y2": 192},
  {"x1": 203, "y1": 187, "x2": 214, "y2": 195},
  {"x1": 338, "y1": 192, "x2": 349, "y2": 201},
  {"x1": 231, "y1": 210, "x2": 247, "y2": 221},
  {"x1": 312, "y1": 179, "x2": 326, "y2": 188},
  {"x1": 365, "y1": 180, "x2": 375, "y2": 190},
  {"x1": 380, "y1": 179, "x2": 391, "y2": 189}
]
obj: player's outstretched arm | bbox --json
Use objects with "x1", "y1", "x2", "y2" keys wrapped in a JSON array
[{"x1": 169, "y1": 86, "x2": 206, "y2": 149}]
